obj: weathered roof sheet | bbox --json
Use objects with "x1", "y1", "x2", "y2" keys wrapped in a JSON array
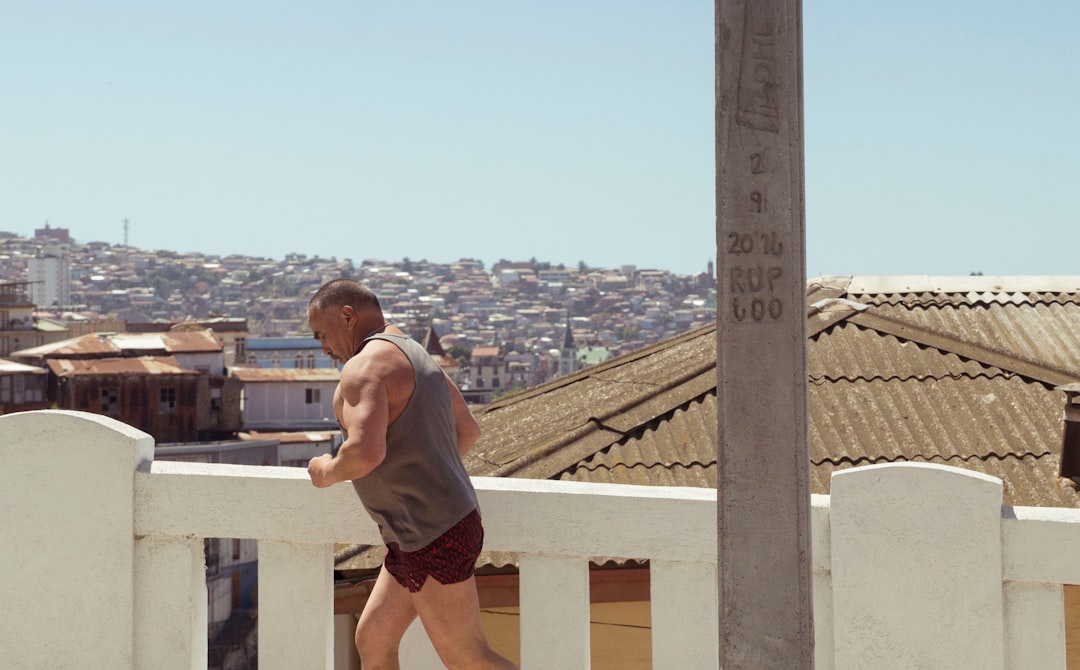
[
  {"x1": 12, "y1": 333, "x2": 118, "y2": 358},
  {"x1": 465, "y1": 323, "x2": 715, "y2": 480},
  {"x1": 465, "y1": 275, "x2": 1080, "y2": 509},
  {"x1": 46, "y1": 356, "x2": 196, "y2": 377},
  {"x1": 108, "y1": 333, "x2": 168, "y2": 352},
  {"x1": 11, "y1": 329, "x2": 223, "y2": 358},
  {"x1": 0, "y1": 359, "x2": 47, "y2": 375},
  {"x1": 240, "y1": 430, "x2": 338, "y2": 444},
  {"x1": 161, "y1": 329, "x2": 224, "y2": 353},
  {"x1": 229, "y1": 367, "x2": 341, "y2": 383}
]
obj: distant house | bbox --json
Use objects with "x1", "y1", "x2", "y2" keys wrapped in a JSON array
[
  {"x1": 0, "y1": 281, "x2": 68, "y2": 357},
  {"x1": 128, "y1": 317, "x2": 250, "y2": 368},
  {"x1": 10, "y1": 329, "x2": 242, "y2": 442},
  {"x1": 467, "y1": 345, "x2": 503, "y2": 404},
  {"x1": 46, "y1": 356, "x2": 201, "y2": 444},
  {"x1": 0, "y1": 358, "x2": 47, "y2": 413},
  {"x1": 230, "y1": 367, "x2": 339, "y2": 432},
  {"x1": 242, "y1": 336, "x2": 333, "y2": 370}
]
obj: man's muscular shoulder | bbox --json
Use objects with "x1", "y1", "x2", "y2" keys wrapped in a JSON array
[{"x1": 345, "y1": 340, "x2": 414, "y2": 410}]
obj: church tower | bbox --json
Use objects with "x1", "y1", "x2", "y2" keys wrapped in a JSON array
[{"x1": 558, "y1": 314, "x2": 577, "y2": 377}]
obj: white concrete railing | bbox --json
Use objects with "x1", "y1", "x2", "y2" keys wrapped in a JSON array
[{"x1": 1, "y1": 409, "x2": 1078, "y2": 669}]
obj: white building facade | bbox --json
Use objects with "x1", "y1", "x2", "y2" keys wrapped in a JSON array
[{"x1": 27, "y1": 249, "x2": 71, "y2": 309}]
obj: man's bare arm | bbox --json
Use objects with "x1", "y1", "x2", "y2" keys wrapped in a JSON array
[
  {"x1": 308, "y1": 366, "x2": 389, "y2": 487},
  {"x1": 446, "y1": 374, "x2": 481, "y2": 457}
]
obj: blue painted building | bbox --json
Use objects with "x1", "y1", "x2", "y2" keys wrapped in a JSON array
[{"x1": 242, "y1": 337, "x2": 335, "y2": 369}]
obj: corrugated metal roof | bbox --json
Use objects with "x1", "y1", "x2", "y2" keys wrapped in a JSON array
[
  {"x1": 0, "y1": 359, "x2": 47, "y2": 375},
  {"x1": 810, "y1": 375, "x2": 1061, "y2": 463},
  {"x1": 466, "y1": 323, "x2": 715, "y2": 479},
  {"x1": 843, "y1": 275, "x2": 1080, "y2": 297},
  {"x1": 863, "y1": 302, "x2": 1080, "y2": 376},
  {"x1": 46, "y1": 356, "x2": 196, "y2": 376},
  {"x1": 559, "y1": 453, "x2": 1078, "y2": 508},
  {"x1": 12, "y1": 333, "x2": 118, "y2": 358},
  {"x1": 11, "y1": 329, "x2": 223, "y2": 358},
  {"x1": 240, "y1": 430, "x2": 338, "y2": 444},
  {"x1": 557, "y1": 381, "x2": 1068, "y2": 509},
  {"x1": 811, "y1": 453, "x2": 1075, "y2": 508},
  {"x1": 465, "y1": 275, "x2": 1080, "y2": 508},
  {"x1": 229, "y1": 367, "x2": 341, "y2": 383},
  {"x1": 109, "y1": 333, "x2": 168, "y2": 352},
  {"x1": 161, "y1": 329, "x2": 224, "y2": 353},
  {"x1": 810, "y1": 322, "x2": 995, "y2": 381}
]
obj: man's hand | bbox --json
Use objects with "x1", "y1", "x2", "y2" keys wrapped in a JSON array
[{"x1": 308, "y1": 454, "x2": 335, "y2": 488}]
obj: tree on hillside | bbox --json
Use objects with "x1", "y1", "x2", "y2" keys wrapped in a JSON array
[{"x1": 447, "y1": 344, "x2": 472, "y2": 364}]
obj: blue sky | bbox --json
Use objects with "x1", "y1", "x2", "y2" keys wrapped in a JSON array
[{"x1": 3, "y1": 1, "x2": 1077, "y2": 277}]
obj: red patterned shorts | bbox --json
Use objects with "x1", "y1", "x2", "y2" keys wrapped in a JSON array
[{"x1": 384, "y1": 509, "x2": 484, "y2": 593}]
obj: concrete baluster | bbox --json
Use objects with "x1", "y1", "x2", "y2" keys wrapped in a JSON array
[
  {"x1": 519, "y1": 553, "x2": 590, "y2": 669},
  {"x1": 0, "y1": 410, "x2": 153, "y2": 669},
  {"x1": 830, "y1": 463, "x2": 1005, "y2": 669}
]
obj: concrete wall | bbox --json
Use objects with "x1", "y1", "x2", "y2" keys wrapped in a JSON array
[
  {"x1": 3, "y1": 411, "x2": 1080, "y2": 669},
  {"x1": 241, "y1": 380, "x2": 337, "y2": 430}
]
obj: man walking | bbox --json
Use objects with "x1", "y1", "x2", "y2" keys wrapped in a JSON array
[{"x1": 306, "y1": 278, "x2": 516, "y2": 669}]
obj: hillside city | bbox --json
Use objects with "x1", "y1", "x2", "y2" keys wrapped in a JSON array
[{"x1": 2, "y1": 225, "x2": 716, "y2": 393}]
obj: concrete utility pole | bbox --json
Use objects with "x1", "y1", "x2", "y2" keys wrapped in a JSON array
[{"x1": 715, "y1": 0, "x2": 813, "y2": 668}]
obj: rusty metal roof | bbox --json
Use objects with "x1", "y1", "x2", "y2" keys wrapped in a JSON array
[
  {"x1": 229, "y1": 367, "x2": 341, "y2": 383},
  {"x1": 161, "y1": 329, "x2": 224, "y2": 353},
  {"x1": 465, "y1": 275, "x2": 1080, "y2": 509},
  {"x1": 13, "y1": 333, "x2": 119, "y2": 358},
  {"x1": 12, "y1": 329, "x2": 223, "y2": 359},
  {"x1": 46, "y1": 356, "x2": 196, "y2": 377}
]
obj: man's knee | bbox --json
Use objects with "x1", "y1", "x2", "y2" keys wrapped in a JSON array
[{"x1": 354, "y1": 623, "x2": 398, "y2": 665}]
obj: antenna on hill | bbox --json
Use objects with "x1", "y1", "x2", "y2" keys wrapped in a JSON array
[{"x1": 123, "y1": 218, "x2": 129, "y2": 247}]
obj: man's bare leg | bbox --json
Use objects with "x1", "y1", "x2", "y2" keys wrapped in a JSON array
[
  {"x1": 354, "y1": 566, "x2": 419, "y2": 670},
  {"x1": 411, "y1": 575, "x2": 517, "y2": 670}
]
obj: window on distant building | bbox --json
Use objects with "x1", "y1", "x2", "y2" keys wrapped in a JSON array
[
  {"x1": 210, "y1": 386, "x2": 222, "y2": 411},
  {"x1": 0, "y1": 376, "x2": 10, "y2": 404},
  {"x1": 271, "y1": 354, "x2": 280, "y2": 368},
  {"x1": 306, "y1": 354, "x2": 316, "y2": 369},
  {"x1": 100, "y1": 388, "x2": 118, "y2": 414},
  {"x1": 235, "y1": 337, "x2": 246, "y2": 359},
  {"x1": 247, "y1": 354, "x2": 258, "y2": 366},
  {"x1": 295, "y1": 354, "x2": 303, "y2": 369},
  {"x1": 492, "y1": 377, "x2": 500, "y2": 388},
  {"x1": 159, "y1": 387, "x2": 177, "y2": 412},
  {"x1": 306, "y1": 388, "x2": 320, "y2": 404},
  {"x1": 28, "y1": 378, "x2": 44, "y2": 403}
]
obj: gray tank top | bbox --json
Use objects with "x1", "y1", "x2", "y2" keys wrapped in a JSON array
[{"x1": 348, "y1": 333, "x2": 478, "y2": 551}]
